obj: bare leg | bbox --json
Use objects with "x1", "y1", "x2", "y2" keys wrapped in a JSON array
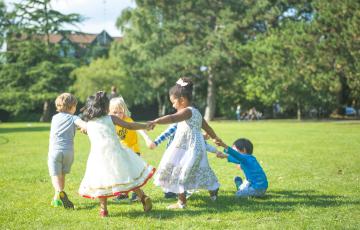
[
  {"x1": 99, "y1": 198, "x2": 108, "y2": 217},
  {"x1": 178, "y1": 193, "x2": 187, "y2": 205},
  {"x1": 134, "y1": 188, "x2": 144, "y2": 198},
  {"x1": 51, "y1": 174, "x2": 65, "y2": 198},
  {"x1": 99, "y1": 198, "x2": 107, "y2": 211}
]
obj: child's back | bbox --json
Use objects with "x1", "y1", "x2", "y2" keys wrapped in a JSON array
[{"x1": 49, "y1": 112, "x2": 79, "y2": 151}]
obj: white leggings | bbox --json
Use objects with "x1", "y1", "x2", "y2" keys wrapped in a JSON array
[{"x1": 235, "y1": 180, "x2": 266, "y2": 197}]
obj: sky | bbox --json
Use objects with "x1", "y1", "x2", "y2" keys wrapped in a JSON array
[{"x1": 4, "y1": 0, "x2": 136, "y2": 37}]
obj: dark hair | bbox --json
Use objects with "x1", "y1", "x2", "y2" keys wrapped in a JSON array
[
  {"x1": 169, "y1": 77, "x2": 193, "y2": 101},
  {"x1": 81, "y1": 91, "x2": 109, "y2": 121},
  {"x1": 233, "y1": 138, "x2": 253, "y2": 154}
]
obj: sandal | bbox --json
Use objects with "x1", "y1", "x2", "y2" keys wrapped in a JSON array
[
  {"x1": 99, "y1": 209, "x2": 108, "y2": 217},
  {"x1": 140, "y1": 195, "x2": 152, "y2": 212},
  {"x1": 167, "y1": 201, "x2": 186, "y2": 209}
]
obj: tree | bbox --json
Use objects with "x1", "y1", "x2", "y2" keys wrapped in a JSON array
[
  {"x1": 113, "y1": 1, "x2": 268, "y2": 119},
  {"x1": 0, "y1": 0, "x2": 82, "y2": 121},
  {"x1": 241, "y1": 0, "x2": 359, "y2": 119},
  {"x1": 310, "y1": 0, "x2": 360, "y2": 111}
]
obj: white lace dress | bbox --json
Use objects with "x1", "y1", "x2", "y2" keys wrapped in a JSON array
[
  {"x1": 154, "y1": 107, "x2": 219, "y2": 193},
  {"x1": 78, "y1": 115, "x2": 155, "y2": 198}
]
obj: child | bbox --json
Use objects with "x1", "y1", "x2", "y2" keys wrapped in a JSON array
[
  {"x1": 149, "y1": 124, "x2": 221, "y2": 199},
  {"x1": 48, "y1": 93, "x2": 87, "y2": 209},
  {"x1": 109, "y1": 97, "x2": 153, "y2": 201},
  {"x1": 78, "y1": 91, "x2": 155, "y2": 217},
  {"x1": 216, "y1": 138, "x2": 268, "y2": 197},
  {"x1": 151, "y1": 77, "x2": 221, "y2": 209}
]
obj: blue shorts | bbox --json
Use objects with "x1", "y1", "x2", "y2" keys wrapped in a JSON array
[{"x1": 48, "y1": 150, "x2": 74, "y2": 176}]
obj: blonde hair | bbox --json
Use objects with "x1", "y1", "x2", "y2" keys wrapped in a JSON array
[
  {"x1": 55, "y1": 93, "x2": 77, "y2": 112},
  {"x1": 109, "y1": 97, "x2": 131, "y2": 117}
]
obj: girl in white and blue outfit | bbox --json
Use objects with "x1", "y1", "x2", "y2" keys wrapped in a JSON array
[{"x1": 151, "y1": 77, "x2": 221, "y2": 209}]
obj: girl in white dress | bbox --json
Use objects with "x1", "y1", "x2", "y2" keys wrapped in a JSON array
[
  {"x1": 152, "y1": 78, "x2": 221, "y2": 209},
  {"x1": 78, "y1": 91, "x2": 155, "y2": 217}
]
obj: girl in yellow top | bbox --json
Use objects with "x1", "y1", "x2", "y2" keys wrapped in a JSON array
[
  {"x1": 109, "y1": 97, "x2": 153, "y2": 155},
  {"x1": 109, "y1": 97, "x2": 153, "y2": 201}
]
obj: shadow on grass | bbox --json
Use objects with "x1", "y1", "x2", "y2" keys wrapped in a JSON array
[
  {"x1": 0, "y1": 136, "x2": 9, "y2": 145},
  {"x1": 0, "y1": 126, "x2": 49, "y2": 134},
  {"x1": 107, "y1": 189, "x2": 359, "y2": 219},
  {"x1": 76, "y1": 201, "x2": 98, "y2": 210}
]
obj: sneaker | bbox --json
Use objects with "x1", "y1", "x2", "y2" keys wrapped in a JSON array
[
  {"x1": 51, "y1": 199, "x2": 62, "y2": 207},
  {"x1": 164, "y1": 192, "x2": 177, "y2": 199},
  {"x1": 130, "y1": 192, "x2": 138, "y2": 202},
  {"x1": 99, "y1": 209, "x2": 108, "y2": 218},
  {"x1": 234, "y1": 176, "x2": 243, "y2": 190},
  {"x1": 209, "y1": 188, "x2": 219, "y2": 201},
  {"x1": 59, "y1": 191, "x2": 74, "y2": 209},
  {"x1": 140, "y1": 195, "x2": 152, "y2": 212},
  {"x1": 113, "y1": 193, "x2": 129, "y2": 202}
]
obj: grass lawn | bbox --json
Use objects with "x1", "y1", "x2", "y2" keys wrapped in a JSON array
[{"x1": 0, "y1": 120, "x2": 359, "y2": 229}]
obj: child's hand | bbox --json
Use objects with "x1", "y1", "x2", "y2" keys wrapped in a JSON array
[
  {"x1": 216, "y1": 152, "x2": 227, "y2": 159},
  {"x1": 80, "y1": 127, "x2": 88, "y2": 135},
  {"x1": 148, "y1": 142, "x2": 157, "y2": 149},
  {"x1": 146, "y1": 121, "x2": 156, "y2": 130},
  {"x1": 203, "y1": 132, "x2": 210, "y2": 140},
  {"x1": 214, "y1": 137, "x2": 226, "y2": 148}
]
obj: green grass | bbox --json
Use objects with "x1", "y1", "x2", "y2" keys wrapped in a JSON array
[{"x1": 0, "y1": 121, "x2": 359, "y2": 229}]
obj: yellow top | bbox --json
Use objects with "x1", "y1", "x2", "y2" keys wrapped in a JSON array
[{"x1": 114, "y1": 117, "x2": 140, "y2": 153}]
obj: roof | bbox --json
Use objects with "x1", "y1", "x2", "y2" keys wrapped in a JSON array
[{"x1": 11, "y1": 31, "x2": 122, "y2": 45}]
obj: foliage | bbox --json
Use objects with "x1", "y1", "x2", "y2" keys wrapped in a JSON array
[
  {"x1": 0, "y1": 0, "x2": 82, "y2": 118},
  {"x1": 71, "y1": 56, "x2": 138, "y2": 103}
]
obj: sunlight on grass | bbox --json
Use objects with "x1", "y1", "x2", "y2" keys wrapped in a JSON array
[{"x1": 0, "y1": 121, "x2": 359, "y2": 229}]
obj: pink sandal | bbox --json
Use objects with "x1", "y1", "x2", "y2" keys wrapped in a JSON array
[{"x1": 99, "y1": 209, "x2": 109, "y2": 217}]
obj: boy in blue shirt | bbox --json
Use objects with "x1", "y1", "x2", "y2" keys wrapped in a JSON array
[
  {"x1": 48, "y1": 93, "x2": 87, "y2": 208},
  {"x1": 216, "y1": 138, "x2": 268, "y2": 197}
]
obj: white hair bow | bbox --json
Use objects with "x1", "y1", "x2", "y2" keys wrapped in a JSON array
[{"x1": 176, "y1": 78, "x2": 188, "y2": 86}]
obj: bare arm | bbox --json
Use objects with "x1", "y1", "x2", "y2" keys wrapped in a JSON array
[
  {"x1": 201, "y1": 118, "x2": 217, "y2": 139},
  {"x1": 153, "y1": 108, "x2": 192, "y2": 124},
  {"x1": 137, "y1": 130, "x2": 153, "y2": 144},
  {"x1": 74, "y1": 119, "x2": 87, "y2": 130},
  {"x1": 110, "y1": 115, "x2": 150, "y2": 130}
]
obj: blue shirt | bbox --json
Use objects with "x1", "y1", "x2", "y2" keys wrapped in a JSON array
[
  {"x1": 225, "y1": 147, "x2": 268, "y2": 189},
  {"x1": 49, "y1": 113, "x2": 80, "y2": 152}
]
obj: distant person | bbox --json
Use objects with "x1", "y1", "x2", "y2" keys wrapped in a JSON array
[
  {"x1": 216, "y1": 138, "x2": 268, "y2": 198},
  {"x1": 273, "y1": 101, "x2": 281, "y2": 118},
  {"x1": 109, "y1": 86, "x2": 118, "y2": 99},
  {"x1": 345, "y1": 106, "x2": 356, "y2": 116},
  {"x1": 236, "y1": 104, "x2": 241, "y2": 121},
  {"x1": 48, "y1": 93, "x2": 87, "y2": 209}
]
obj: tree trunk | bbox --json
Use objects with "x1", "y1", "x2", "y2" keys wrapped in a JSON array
[
  {"x1": 297, "y1": 101, "x2": 301, "y2": 121},
  {"x1": 156, "y1": 92, "x2": 163, "y2": 117},
  {"x1": 40, "y1": 100, "x2": 50, "y2": 122},
  {"x1": 204, "y1": 67, "x2": 216, "y2": 121}
]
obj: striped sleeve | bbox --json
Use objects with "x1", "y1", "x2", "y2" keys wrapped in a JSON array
[{"x1": 154, "y1": 123, "x2": 178, "y2": 146}]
